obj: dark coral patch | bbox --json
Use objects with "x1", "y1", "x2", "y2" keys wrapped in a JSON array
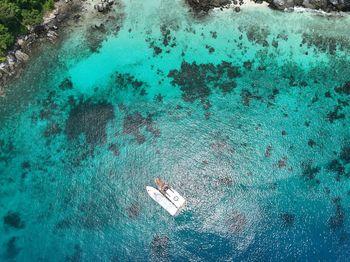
[
  {"x1": 210, "y1": 31, "x2": 217, "y2": 39},
  {"x1": 307, "y1": 139, "x2": 316, "y2": 148},
  {"x1": 66, "y1": 244, "x2": 82, "y2": 262},
  {"x1": 240, "y1": 89, "x2": 262, "y2": 106},
  {"x1": 228, "y1": 211, "x2": 247, "y2": 233},
  {"x1": 329, "y1": 197, "x2": 345, "y2": 230},
  {"x1": 326, "y1": 106, "x2": 345, "y2": 123},
  {"x1": 268, "y1": 89, "x2": 279, "y2": 105},
  {"x1": 264, "y1": 145, "x2": 272, "y2": 157},
  {"x1": 243, "y1": 25, "x2": 270, "y2": 47},
  {"x1": 160, "y1": 25, "x2": 176, "y2": 48},
  {"x1": 109, "y1": 144, "x2": 120, "y2": 156},
  {"x1": 168, "y1": 61, "x2": 240, "y2": 104},
  {"x1": 217, "y1": 176, "x2": 233, "y2": 186},
  {"x1": 340, "y1": 144, "x2": 350, "y2": 164},
  {"x1": 38, "y1": 91, "x2": 58, "y2": 120},
  {"x1": 153, "y1": 46, "x2": 162, "y2": 55},
  {"x1": 280, "y1": 213, "x2": 295, "y2": 226},
  {"x1": 3, "y1": 212, "x2": 25, "y2": 229},
  {"x1": 154, "y1": 93, "x2": 163, "y2": 103},
  {"x1": 65, "y1": 100, "x2": 114, "y2": 145},
  {"x1": 205, "y1": 45, "x2": 215, "y2": 54},
  {"x1": 126, "y1": 203, "x2": 140, "y2": 219},
  {"x1": 55, "y1": 219, "x2": 72, "y2": 230},
  {"x1": 243, "y1": 60, "x2": 253, "y2": 70},
  {"x1": 301, "y1": 161, "x2": 320, "y2": 181},
  {"x1": 21, "y1": 161, "x2": 30, "y2": 169},
  {"x1": 59, "y1": 78, "x2": 73, "y2": 90},
  {"x1": 302, "y1": 33, "x2": 350, "y2": 55},
  {"x1": 150, "y1": 235, "x2": 169, "y2": 260},
  {"x1": 4, "y1": 237, "x2": 21, "y2": 259},
  {"x1": 325, "y1": 91, "x2": 332, "y2": 98},
  {"x1": 0, "y1": 139, "x2": 15, "y2": 165},
  {"x1": 86, "y1": 8, "x2": 125, "y2": 53},
  {"x1": 115, "y1": 73, "x2": 146, "y2": 95},
  {"x1": 276, "y1": 156, "x2": 288, "y2": 168},
  {"x1": 272, "y1": 39, "x2": 279, "y2": 48},
  {"x1": 123, "y1": 112, "x2": 160, "y2": 144},
  {"x1": 44, "y1": 123, "x2": 62, "y2": 138},
  {"x1": 335, "y1": 81, "x2": 350, "y2": 95},
  {"x1": 86, "y1": 24, "x2": 107, "y2": 52},
  {"x1": 327, "y1": 159, "x2": 346, "y2": 181}
]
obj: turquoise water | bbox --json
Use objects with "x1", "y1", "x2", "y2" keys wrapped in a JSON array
[{"x1": 1, "y1": 0, "x2": 350, "y2": 260}]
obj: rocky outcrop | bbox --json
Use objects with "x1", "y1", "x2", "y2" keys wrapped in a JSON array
[
  {"x1": 186, "y1": 0, "x2": 233, "y2": 13},
  {"x1": 185, "y1": 0, "x2": 350, "y2": 12},
  {"x1": 94, "y1": 0, "x2": 115, "y2": 12},
  {"x1": 266, "y1": 0, "x2": 350, "y2": 11},
  {"x1": 14, "y1": 51, "x2": 29, "y2": 63}
]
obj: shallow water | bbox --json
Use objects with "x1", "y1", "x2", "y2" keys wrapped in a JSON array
[{"x1": 1, "y1": 0, "x2": 350, "y2": 260}]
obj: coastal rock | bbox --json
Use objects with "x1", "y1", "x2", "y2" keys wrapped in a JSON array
[
  {"x1": 0, "y1": 63, "x2": 12, "y2": 76},
  {"x1": 33, "y1": 25, "x2": 46, "y2": 35},
  {"x1": 332, "y1": 0, "x2": 350, "y2": 10},
  {"x1": 270, "y1": 0, "x2": 296, "y2": 10},
  {"x1": 186, "y1": 0, "x2": 232, "y2": 13},
  {"x1": 107, "y1": 0, "x2": 115, "y2": 5},
  {"x1": 44, "y1": 13, "x2": 57, "y2": 25},
  {"x1": 47, "y1": 31, "x2": 59, "y2": 42},
  {"x1": 267, "y1": 0, "x2": 350, "y2": 11},
  {"x1": 17, "y1": 39, "x2": 24, "y2": 47},
  {"x1": 303, "y1": 0, "x2": 328, "y2": 9},
  {"x1": 15, "y1": 51, "x2": 29, "y2": 63},
  {"x1": 95, "y1": 2, "x2": 111, "y2": 12}
]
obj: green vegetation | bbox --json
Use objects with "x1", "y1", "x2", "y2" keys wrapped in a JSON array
[{"x1": 0, "y1": 0, "x2": 55, "y2": 59}]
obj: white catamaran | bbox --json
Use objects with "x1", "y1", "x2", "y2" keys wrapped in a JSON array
[{"x1": 146, "y1": 178, "x2": 186, "y2": 216}]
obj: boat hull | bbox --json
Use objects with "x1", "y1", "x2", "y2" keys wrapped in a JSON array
[{"x1": 146, "y1": 186, "x2": 185, "y2": 216}]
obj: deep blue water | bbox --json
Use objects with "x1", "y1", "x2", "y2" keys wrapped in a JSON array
[{"x1": 1, "y1": 0, "x2": 350, "y2": 261}]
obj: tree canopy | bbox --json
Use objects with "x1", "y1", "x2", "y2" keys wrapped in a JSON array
[
  {"x1": 0, "y1": 0, "x2": 54, "y2": 58},
  {"x1": 0, "y1": 24, "x2": 14, "y2": 56}
]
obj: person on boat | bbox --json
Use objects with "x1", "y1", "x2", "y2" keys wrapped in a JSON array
[{"x1": 155, "y1": 177, "x2": 169, "y2": 192}]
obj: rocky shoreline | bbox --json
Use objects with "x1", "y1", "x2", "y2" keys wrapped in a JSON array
[
  {"x1": 186, "y1": 0, "x2": 350, "y2": 14},
  {"x1": 0, "y1": 0, "x2": 85, "y2": 94}
]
